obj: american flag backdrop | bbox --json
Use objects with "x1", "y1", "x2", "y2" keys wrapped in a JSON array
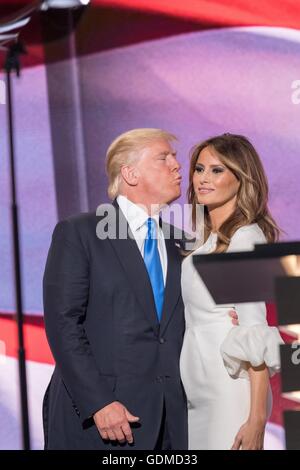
[{"x1": 1, "y1": 0, "x2": 300, "y2": 449}]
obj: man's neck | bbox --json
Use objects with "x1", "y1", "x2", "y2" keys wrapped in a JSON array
[{"x1": 118, "y1": 194, "x2": 163, "y2": 216}]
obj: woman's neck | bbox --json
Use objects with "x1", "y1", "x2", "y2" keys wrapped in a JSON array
[{"x1": 207, "y1": 197, "x2": 237, "y2": 232}]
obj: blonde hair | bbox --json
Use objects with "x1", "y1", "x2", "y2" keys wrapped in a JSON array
[
  {"x1": 105, "y1": 128, "x2": 177, "y2": 199},
  {"x1": 188, "y1": 133, "x2": 281, "y2": 253}
]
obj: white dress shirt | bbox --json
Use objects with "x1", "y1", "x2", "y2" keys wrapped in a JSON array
[{"x1": 116, "y1": 195, "x2": 168, "y2": 285}]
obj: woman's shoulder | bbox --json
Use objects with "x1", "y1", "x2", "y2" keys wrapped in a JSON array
[{"x1": 228, "y1": 223, "x2": 267, "y2": 252}]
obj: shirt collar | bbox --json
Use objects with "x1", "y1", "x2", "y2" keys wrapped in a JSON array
[{"x1": 117, "y1": 195, "x2": 160, "y2": 233}]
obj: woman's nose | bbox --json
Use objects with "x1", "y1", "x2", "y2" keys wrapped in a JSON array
[{"x1": 199, "y1": 171, "x2": 210, "y2": 183}]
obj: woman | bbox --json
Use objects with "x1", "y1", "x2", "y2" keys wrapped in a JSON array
[{"x1": 179, "y1": 133, "x2": 284, "y2": 450}]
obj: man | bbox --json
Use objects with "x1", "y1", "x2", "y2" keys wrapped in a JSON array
[{"x1": 43, "y1": 128, "x2": 237, "y2": 450}]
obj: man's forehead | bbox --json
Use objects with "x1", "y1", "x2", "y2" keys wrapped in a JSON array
[{"x1": 145, "y1": 139, "x2": 176, "y2": 155}]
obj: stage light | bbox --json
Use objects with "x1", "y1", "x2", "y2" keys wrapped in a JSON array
[
  {"x1": 280, "y1": 254, "x2": 300, "y2": 276},
  {"x1": 41, "y1": 0, "x2": 90, "y2": 9}
]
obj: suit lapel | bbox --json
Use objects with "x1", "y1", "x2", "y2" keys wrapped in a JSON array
[
  {"x1": 107, "y1": 201, "x2": 160, "y2": 334},
  {"x1": 159, "y1": 223, "x2": 181, "y2": 336}
]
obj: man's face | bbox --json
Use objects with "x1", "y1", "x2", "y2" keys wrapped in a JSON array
[{"x1": 135, "y1": 139, "x2": 182, "y2": 208}]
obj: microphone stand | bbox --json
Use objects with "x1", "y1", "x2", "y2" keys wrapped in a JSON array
[{"x1": 4, "y1": 40, "x2": 31, "y2": 451}]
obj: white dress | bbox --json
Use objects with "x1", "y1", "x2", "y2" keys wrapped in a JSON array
[{"x1": 179, "y1": 224, "x2": 284, "y2": 450}]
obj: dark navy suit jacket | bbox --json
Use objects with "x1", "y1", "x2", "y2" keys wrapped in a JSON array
[{"x1": 42, "y1": 201, "x2": 188, "y2": 449}]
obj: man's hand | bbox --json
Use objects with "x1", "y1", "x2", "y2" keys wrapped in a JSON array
[
  {"x1": 93, "y1": 401, "x2": 139, "y2": 444},
  {"x1": 229, "y1": 309, "x2": 239, "y2": 326}
]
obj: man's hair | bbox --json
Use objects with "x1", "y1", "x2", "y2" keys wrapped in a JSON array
[{"x1": 105, "y1": 128, "x2": 177, "y2": 199}]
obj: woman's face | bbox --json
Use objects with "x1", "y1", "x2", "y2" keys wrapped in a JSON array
[{"x1": 193, "y1": 146, "x2": 240, "y2": 209}]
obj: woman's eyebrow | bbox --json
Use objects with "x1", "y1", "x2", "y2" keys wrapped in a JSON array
[{"x1": 196, "y1": 163, "x2": 225, "y2": 167}]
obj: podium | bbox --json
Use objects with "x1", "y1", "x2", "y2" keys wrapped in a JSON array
[
  {"x1": 192, "y1": 240, "x2": 300, "y2": 450},
  {"x1": 192, "y1": 241, "x2": 300, "y2": 304}
]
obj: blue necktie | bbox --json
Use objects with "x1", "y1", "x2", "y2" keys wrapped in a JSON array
[{"x1": 143, "y1": 218, "x2": 165, "y2": 322}]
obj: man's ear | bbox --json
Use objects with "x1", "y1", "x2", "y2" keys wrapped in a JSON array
[{"x1": 120, "y1": 165, "x2": 139, "y2": 187}]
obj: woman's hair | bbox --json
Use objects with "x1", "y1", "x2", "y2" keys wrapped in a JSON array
[
  {"x1": 187, "y1": 133, "x2": 281, "y2": 253},
  {"x1": 105, "y1": 128, "x2": 177, "y2": 200}
]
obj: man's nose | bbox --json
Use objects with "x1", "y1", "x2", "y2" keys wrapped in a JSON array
[{"x1": 172, "y1": 158, "x2": 181, "y2": 172}]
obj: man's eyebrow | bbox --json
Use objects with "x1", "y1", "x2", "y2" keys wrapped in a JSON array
[{"x1": 157, "y1": 150, "x2": 177, "y2": 156}]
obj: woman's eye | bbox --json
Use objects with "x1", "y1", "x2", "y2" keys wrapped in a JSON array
[
  {"x1": 195, "y1": 166, "x2": 224, "y2": 174},
  {"x1": 195, "y1": 166, "x2": 204, "y2": 173}
]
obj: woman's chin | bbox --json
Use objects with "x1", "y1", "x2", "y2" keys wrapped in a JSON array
[{"x1": 197, "y1": 195, "x2": 212, "y2": 205}]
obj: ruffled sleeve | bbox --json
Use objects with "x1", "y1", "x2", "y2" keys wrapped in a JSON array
[
  {"x1": 219, "y1": 225, "x2": 284, "y2": 379},
  {"x1": 220, "y1": 324, "x2": 284, "y2": 379}
]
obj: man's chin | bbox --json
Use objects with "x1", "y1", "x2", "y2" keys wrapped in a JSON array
[{"x1": 165, "y1": 191, "x2": 181, "y2": 205}]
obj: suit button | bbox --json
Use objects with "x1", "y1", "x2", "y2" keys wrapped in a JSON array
[
  {"x1": 159, "y1": 337, "x2": 165, "y2": 344},
  {"x1": 73, "y1": 405, "x2": 80, "y2": 416}
]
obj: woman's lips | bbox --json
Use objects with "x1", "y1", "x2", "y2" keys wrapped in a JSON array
[{"x1": 198, "y1": 188, "x2": 215, "y2": 194}]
